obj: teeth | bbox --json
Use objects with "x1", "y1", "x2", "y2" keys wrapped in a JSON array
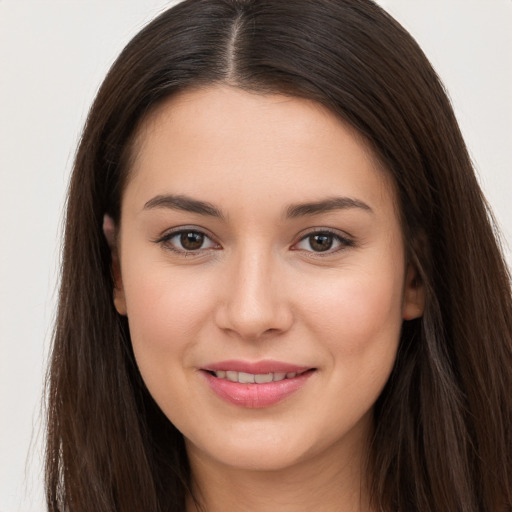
[
  {"x1": 212, "y1": 370, "x2": 304, "y2": 383},
  {"x1": 254, "y1": 373, "x2": 273, "y2": 384},
  {"x1": 226, "y1": 371, "x2": 238, "y2": 382},
  {"x1": 238, "y1": 372, "x2": 255, "y2": 384}
]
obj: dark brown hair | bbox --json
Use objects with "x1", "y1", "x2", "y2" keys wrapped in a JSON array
[{"x1": 46, "y1": 1, "x2": 512, "y2": 510}]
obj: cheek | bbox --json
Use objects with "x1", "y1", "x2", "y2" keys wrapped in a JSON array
[
  {"x1": 122, "y1": 265, "x2": 216, "y2": 366},
  {"x1": 346, "y1": 276, "x2": 402, "y2": 337},
  {"x1": 304, "y1": 268, "x2": 403, "y2": 341},
  {"x1": 121, "y1": 265, "x2": 224, "y2": 423},
  {"x1": 298, "y1": 267, "x2": 404, "y2": 429},
  {"x1": 298, "y1": 258, "x2": 405, "y2": 400}
]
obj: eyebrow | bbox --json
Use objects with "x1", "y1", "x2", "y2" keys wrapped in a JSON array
[
  {"x1": 285, "y1": 197, "x2": 373, "y2": 218},
  {"x1": 143, "y1": 194, "x2": 225, "y2": 219},
  {"x1": 143, "y1": 194, "x2": 373, "y2": 220}
]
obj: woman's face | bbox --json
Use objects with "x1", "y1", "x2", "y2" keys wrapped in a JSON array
[{"x1": 111, "y1": 85, "x2": 424, "y2": 472}]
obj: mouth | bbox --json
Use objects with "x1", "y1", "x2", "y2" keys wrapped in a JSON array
[
  {"x1": 205, "y1": 368, "x2": 313, "y2": 384},
  {"x1": 200, "y1": 361, "x2": 316, "y2": 408}
]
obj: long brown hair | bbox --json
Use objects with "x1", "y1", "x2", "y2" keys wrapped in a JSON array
[{"x1": 46, "y1": 1, "x2": 512, "y2": 510}]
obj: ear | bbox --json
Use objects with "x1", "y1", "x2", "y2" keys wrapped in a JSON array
[
  {"x1": 103, "y1": 214, "x2": 127, "y2": 316},
  {"x1": 402, "y1": 264, "x2": 425, "y2": 320}
]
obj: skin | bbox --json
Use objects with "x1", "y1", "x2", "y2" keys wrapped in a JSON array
[{"x1": 107, "y1": 85, "x2": 424, "y2": 511}]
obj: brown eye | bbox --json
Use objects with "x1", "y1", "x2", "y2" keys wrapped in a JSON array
[
  {"x1": 308, "y1": 233, "x2": 334, "y2": 252},
  {"x1": 180, "y1": 231, "x2": 205, "y2": 250},
  {"x1": 157, "y1": 229, "x2": 218, "y2": 254},
  {"x1": 294, "y1": 230, "x2": 353, "y2": 254}
]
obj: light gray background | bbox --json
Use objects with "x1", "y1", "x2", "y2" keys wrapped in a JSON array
[{"x1": 1, "y1": 1, "x2": 510, "y2": 510}]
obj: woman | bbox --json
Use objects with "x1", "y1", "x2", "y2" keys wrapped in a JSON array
[{"x1": 46, "y1": 0, "x2": 512, "y2": 511}]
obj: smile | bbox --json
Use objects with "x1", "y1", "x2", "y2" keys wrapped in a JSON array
[
  {"x1": 209, "y1": 369, "x2": 308, "y2": 383},
  {"x1": 201, "y1": 361, "x2": 316, "y2": 408}
]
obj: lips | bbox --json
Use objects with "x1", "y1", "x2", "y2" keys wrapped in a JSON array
[{"x1": 200, "y1": 360, "x2": 315, "y2": 408}]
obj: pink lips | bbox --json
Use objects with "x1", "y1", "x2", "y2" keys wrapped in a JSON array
[{"x1": 201, "y1": 360, "x2": 315, "y2": 408}]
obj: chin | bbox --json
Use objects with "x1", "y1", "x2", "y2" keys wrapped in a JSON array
[
  {"x1": 184, "y1": 426, "x2": 318, "y2": 472},
  {"x1": 199, "y1": 446, "x2": 307, "y2": 473}
]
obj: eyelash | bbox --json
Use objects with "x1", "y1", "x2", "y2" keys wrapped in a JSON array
[
  {"x1": 154, "y1": 228, "x2": 220, "y2": 256},
  {"x1": 293, "y1": 229, "x2": 355, "y2": 256},
  {"x1": 154, "y1": 228, "x2": 354, "y2": 256}
]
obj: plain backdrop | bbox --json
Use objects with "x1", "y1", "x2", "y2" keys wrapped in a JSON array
[{"x1": 0, "y1": 1, "x2": 510, "y2": 510}]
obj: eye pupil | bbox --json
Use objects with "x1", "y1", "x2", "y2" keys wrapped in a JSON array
[
  {"x1": 309, "y1": 233, "x2": 333, "y2": 252},
  {"x1": 180, "y1": 231, "x2": 204, "y2": 250}
]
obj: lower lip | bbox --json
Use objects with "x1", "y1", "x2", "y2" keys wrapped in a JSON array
[{"x1": 202, "y1": 370, "x2": 314, "y2": 408}]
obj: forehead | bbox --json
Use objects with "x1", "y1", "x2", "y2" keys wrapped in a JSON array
[{"x1": 123, "y1": 85, "x2": 397, "y2": 221}]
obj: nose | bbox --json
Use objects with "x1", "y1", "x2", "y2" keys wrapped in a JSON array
[{"x1": 214, "y1": 247, "x2": 294, "y2": 341}]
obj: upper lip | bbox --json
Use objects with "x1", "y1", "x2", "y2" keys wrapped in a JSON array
[{"x1": 201, "y1": 360, "x2": 313, "y2": 374}]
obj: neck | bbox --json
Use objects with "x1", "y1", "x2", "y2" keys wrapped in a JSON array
[{"x1": 185, "y1": 433, "x2": 372, "y2": 512}]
